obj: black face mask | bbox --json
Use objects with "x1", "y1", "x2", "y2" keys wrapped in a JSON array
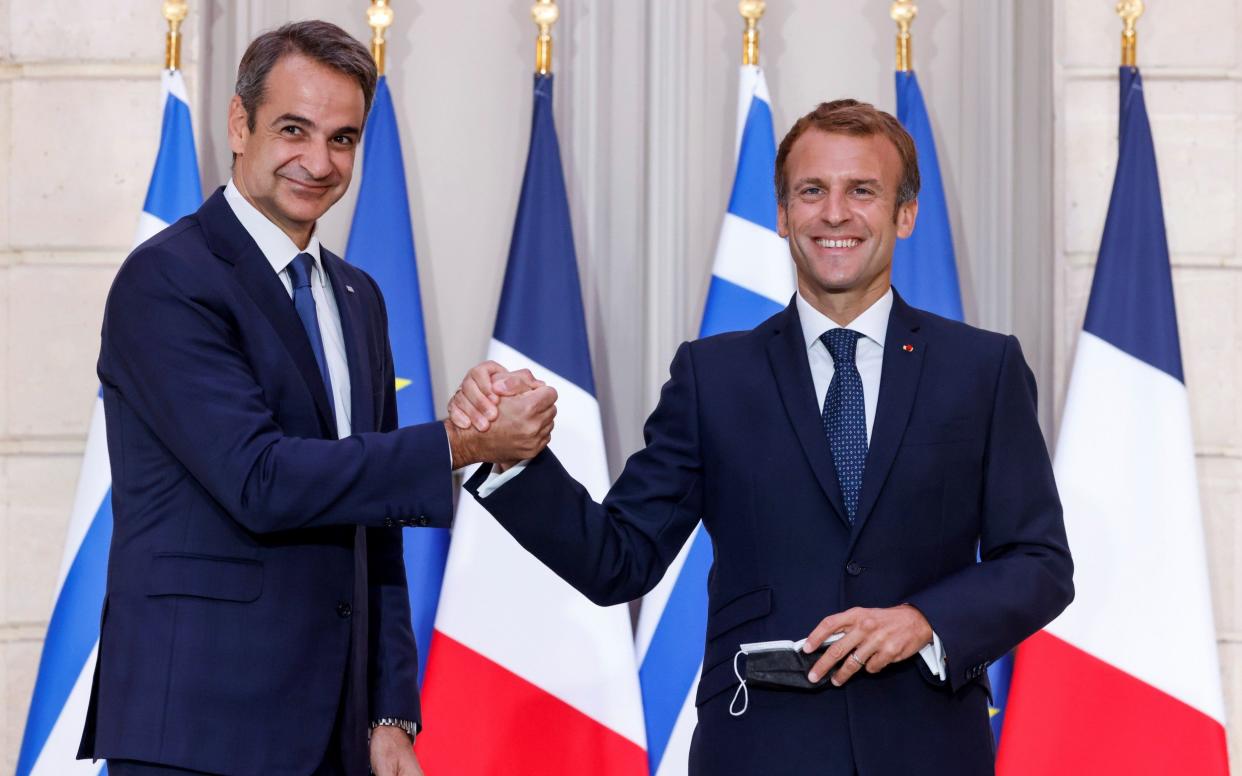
[{"x1": 730, "y1": 635, "x2": 843, "y2": 717}]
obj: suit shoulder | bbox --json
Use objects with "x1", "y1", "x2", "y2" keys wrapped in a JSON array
[
  {"x1": 119, "y1": 215, "x2": 209, "y2": 277},
  {"x1": 687, "y1": 305, "x2": 788, "y2": 357}
]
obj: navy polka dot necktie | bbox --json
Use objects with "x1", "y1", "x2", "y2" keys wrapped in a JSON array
[{"x1": 821, "y1": 329, "x2": 867, "y2": 523}]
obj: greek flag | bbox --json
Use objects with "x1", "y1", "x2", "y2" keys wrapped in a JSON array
[
  {"x1": 344, "y1": 75, "x2": 445, "y2": 683},
  {"x1": 16, "y1": 69, "x2": 202, "y2": 776},
  {"x1": 634, "y1": 65, "x2": 793, "y2": 776}
]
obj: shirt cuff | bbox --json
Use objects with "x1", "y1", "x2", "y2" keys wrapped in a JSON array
[
  {"x1": 476, "y1": 459, "x2": 530, "y2": 497},
  {"x1": 917, "y1": 631, "x2": 946, "y2": 681}
]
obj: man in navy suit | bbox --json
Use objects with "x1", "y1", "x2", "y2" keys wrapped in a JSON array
[
  {"x1": 451, "y1": 100, "x2": 1073, "y2": 774},
  {"x1": 78, "y1": 21, "x2": 556, "y2": 776}
]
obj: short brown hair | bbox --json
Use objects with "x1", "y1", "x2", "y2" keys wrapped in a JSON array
[
  {"x1": 774, "y1": 99, "x2": 920, "y2": 209},
  {"x1": 235, "y1": 21, "x2": 377, "y2": 131}
]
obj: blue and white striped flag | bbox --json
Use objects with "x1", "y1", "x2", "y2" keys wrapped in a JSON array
[
  {"x1": 16, "y1": 69, "x2": 202, "y2": 776},
  {"x1": 634, "y1": 65, "x2": 793, "y2": 776}
]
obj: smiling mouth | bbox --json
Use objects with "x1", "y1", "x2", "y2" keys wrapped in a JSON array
[
  {"x1": 815, "y1": 238, "x2": 860, "y2": 249},
  {"x1": 281, "y1": 176, "x2": 332, "y2": 192}
]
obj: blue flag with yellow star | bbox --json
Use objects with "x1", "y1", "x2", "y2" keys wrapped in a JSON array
[{"x1": 345, "y1": 75, "x2": 445, "y2": 683}]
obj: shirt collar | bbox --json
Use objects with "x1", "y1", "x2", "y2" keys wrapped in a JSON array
[
  {"x1": 224, "y1": 179, "x2": 322, "y2": 277},
  {"x1": 796, "y1": 287, "x2": 893, "y2": 351}
]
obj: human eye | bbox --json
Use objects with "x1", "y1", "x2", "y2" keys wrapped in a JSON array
[
  {"x1": 332, "y1": 134, "x2": 356, "y2": 147},
  {"x1": 280, "y1": 124, "x2": 302, "y2": 137},
  {"x1": 799, "y1": 185, "x2": 824, "y2": 199}
]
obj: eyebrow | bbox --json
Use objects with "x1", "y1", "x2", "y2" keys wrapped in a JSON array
[
  {"x1": 271, "y1": 113, "x2": 361, "y2": 137},
  {"x1": 794, "y1": 176, "x2": 884, "y2": 190}
]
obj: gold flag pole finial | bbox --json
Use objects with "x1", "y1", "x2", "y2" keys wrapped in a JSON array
[
  {"x1": 532, "y1": 0, "x2": 559, "y2": 75},
  {"x1": 890, "y1": 0, "x2": 917, "y2": 72},
  {"x1": 162, "y1": 1, "x2": 189, "y2": 71},
  {"x1": 1117, "y1": 0, "x2": 1145, "y2": 68},
  {"x1": 367, "y1": 0, "x2": 395, "y2": 76},
  {"x1": 738, "y1": 1, "x2": 766, "y2": 67}
]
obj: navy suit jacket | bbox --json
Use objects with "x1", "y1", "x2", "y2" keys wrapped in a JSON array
[
  {"x1": 467, "y1": 293, "x2": 1073, "y2": 775},
  {"x1": 78, "y1": 189, "x2": 453, "y2": 775}
]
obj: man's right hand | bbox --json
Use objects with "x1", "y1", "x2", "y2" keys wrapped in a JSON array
[
  {"x1": 445, "y1": 383, "x2": 557, "y2": 469},
  {"x1": 447, "y1": 360, "x2": 544, "y2": 432}
]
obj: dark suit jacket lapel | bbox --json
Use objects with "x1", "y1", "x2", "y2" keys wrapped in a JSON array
[
  {"x1": 852, "y1": 291, "x2": 925, "y2": 535},
  {"x1": 197, "y1": 188, "x2": 338, "y2": 437},
  {"x1": 322, "y1": 252, "x2": 375, "y2": 434},
  {"x1": 766, "y1": 301, "x2": 850, "y2": 527}
]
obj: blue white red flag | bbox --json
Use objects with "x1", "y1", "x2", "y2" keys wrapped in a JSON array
[
  {"x1": 416, "y1": 74, "x2": 647, "y2": 775},
  {"x1": 634, "y1": 65, "x2": 793, "y2": 776},
  {"x1": 997, "y1": 67, "x2": 1229, "y2": 775},
  {"x1": 344, "y1": 75, "x2": 445, "y2": 683},
  {"x1": 16, "y1": 69, "x2": 202, "y2": 776}
]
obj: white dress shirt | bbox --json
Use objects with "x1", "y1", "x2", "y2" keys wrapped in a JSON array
[
  {"x1": 224, "y1": 180, "x2": 352, "y2": 438},
  {"x1": 795, "y1": 287, "x2": 945, "y2": 680}
]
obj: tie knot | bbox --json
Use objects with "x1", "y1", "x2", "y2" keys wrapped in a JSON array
[
  {"x1": 820, "y1": 328, "x2": 863, "y2": 365},
  {"x1": 288, "y1": 253, "x2": 316, "y2": 290}
]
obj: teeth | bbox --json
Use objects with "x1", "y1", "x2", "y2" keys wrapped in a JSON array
[{"x1": 815, "y1": 238, "x2": 859, "y2": 249}]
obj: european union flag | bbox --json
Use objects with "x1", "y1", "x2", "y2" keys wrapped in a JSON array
[{"x1": 344, "y1": 75, "x2": 446, "y2": 683}]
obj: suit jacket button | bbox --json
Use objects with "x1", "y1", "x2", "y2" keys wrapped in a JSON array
[
  {"x1": 845, "y1": 561, "x2": 863, "y2": 576},
  {"x1": 417, "y1": 515, "x2": 429, "y2": 527},
  {"x1": 383, "y1": 518, "x2": 395, "y2": 528},
  {"x1": 337, "y1": 602, "x2": 352, "y2": 618}
]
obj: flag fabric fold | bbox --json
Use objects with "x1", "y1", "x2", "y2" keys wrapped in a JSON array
[
  {"x1": 17, "y1": 69, "x2": 202, "y2": 776},
  {"x1": 892, "y1": 70, "x2": 963, "y2": 322},
  {"x1": 634, "y1": 65, "x2": 793, "y2": 776},
  {"x1": 996, "y1": 67, "x2": 1229, "y2": 776},
  {"x1": 416, "y1": 74, "x2": 647, "y2": 776},
  {"x1": 344, "y1": 75, "x2": 446, "y2": 683}
]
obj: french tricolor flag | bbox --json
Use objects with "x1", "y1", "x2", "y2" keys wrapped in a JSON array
[
  {"x1": 997, "y1": 67, "x2": 1229, "y2": 774},
  {"x1": 415, "y1": 74, "x2": 647, "y2": 774}
]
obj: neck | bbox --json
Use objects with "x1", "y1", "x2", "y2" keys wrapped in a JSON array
[
  {"x1": 232, "y1": 174, "x2": 313, "y2": 250},
  {"x1": 799, "y1": 278, "x2": 891, "y2": 327}
]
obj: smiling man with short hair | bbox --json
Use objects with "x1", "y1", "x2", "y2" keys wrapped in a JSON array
[{"x1": 79, "y1": 20, "x2": 555, "y2": 776}]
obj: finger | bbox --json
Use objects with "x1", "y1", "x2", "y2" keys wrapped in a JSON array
[
  {"x1": 808, "y1": 628, "x2": 862, "y2": 684},
  {"x1": 452, "y1": 388, "x2": 492, "y2": 431},
  {"x1": 832, "y1": 648, "x2": 874, "y2": 686},
  {"x1": 448, "y1": 404, "x2": 472, "y2": 430},
  {"x1": 804, "y1": 608, "x2": 857, "y2": 652},
  {"x1": 529, "y1": 385, "x2": 558, "y2": 412},
  {"x1": 460, "y1": 374, "x2": 499, "y2": 424},
  {"x1": 494, "y1": 368, "x2": 539, "y2": 396}
]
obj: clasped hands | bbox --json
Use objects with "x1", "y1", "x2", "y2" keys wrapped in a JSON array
[{"x1": 443, "y1": 361, "x2": 556, "y2": 470}]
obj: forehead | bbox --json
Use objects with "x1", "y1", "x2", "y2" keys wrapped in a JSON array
[
  {"x1": 256, "y1": 53, "x2": 365, "y2": 123},
  {"x1": 786, "y1": 129, "x2": 903, "y2": 184}
]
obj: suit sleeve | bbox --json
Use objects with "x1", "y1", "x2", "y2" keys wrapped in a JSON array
[
  {"x1": 905, "y1": 335, "x2": 1074, "y2": 691},
  {"x1": 98, "y1": 245, "x2": 453, "y2": 535},
  {"x1": 464, "y1": 341, "x2": 705, "y2": 607}
]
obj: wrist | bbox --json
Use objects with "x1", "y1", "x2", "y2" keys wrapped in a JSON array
[
  {"x1": 443, "y1": 418, "x2": 476, "y2": 470},
  {"x1": 371, "y1": 718, "x2": 417, "y2": 744}
]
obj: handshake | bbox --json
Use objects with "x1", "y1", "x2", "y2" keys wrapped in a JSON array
[{"x1": 442, "y1": 360, "x2": 557, "y2": 471}]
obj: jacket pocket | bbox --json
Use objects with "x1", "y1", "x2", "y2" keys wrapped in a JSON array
[
  {"x1": 696, "y1": 587, "x2": 773, "y2": 707},
  {"x1": 147, "y1": 552, "x2": 263, "y2": 602}
]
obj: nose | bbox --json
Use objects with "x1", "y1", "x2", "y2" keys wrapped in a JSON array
[
  {"x1": 821, "y1": 188, "x2": 849, "y2": 227},
  {"x1": 300, "y1": 138, "x2": 333, "y2": 180}
]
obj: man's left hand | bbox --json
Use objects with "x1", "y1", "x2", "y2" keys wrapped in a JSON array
[
  {"x1": 370, "y1": 725, "x2": 424, "y2": 776},
  {"x1": 802, "y1": 604, "x2": 933, "y2": 686}
]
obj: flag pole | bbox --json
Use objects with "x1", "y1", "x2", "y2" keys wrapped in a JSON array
[
  {"x1": 1117, "y1": 0, "x2": 1144, "y2": 67},
  {"x1": 890, "y1": 0, "x2": 916, "y2": 73},
  {"x1": 532, "y1": 0, "x2": 559, "y2": 75},
  {"x1": 163, "y1": 0, "x2": 188, "y2": 71},
  {"x1": 367, "y1": 0, "x2": 393, "y2": 76},
  {"x1": 739, "y1": 1, "x2": 765, "y2": 66}
]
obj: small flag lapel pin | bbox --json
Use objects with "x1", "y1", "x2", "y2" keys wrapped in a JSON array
[
  {"x1": 345, "y1": 284, "x2": 355, "y2": 294},
  {"x1": 902, "y1": 344, "x2": 915, "y2": 353}
]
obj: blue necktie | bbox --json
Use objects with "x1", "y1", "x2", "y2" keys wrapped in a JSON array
[
  {"x1": 821, "y1": 329, "x2": 867, "y2": 523},
  {"x1": 287, "y1": 253, "x2": 335, "y2": 405}
]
